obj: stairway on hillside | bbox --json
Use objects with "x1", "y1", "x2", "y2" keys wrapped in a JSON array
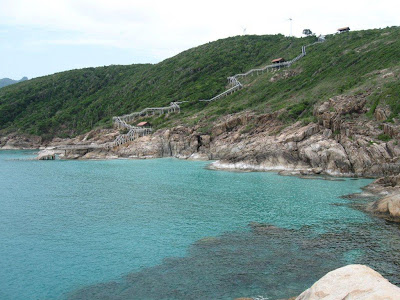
[{"x1": 112, "y1": 40, "x2": 324, "y2": 147}]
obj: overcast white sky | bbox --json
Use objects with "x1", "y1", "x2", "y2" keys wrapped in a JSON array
[{"x1": 0, "y1": 0, "x2": 399, "y2": 79}]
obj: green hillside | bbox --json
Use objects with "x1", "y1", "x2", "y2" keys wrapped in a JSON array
[{"x1": 0, "y1": 27, "x2": 399, "y2": 139}]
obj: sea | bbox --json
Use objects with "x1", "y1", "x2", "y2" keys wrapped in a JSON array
[{"x1": 1, "y1": 150, "x2": 400, "y2": 300}]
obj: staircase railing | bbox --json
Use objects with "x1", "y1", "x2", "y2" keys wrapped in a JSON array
[
  {"x1": 113, "y1": 102, "x2": 181, "y2": 127},
  {"x1": 199, "y1": 43, "x2": 320, "y2": 102},
  {"x1": 112, "y1": 40, "x2": 324, "y2": 145},
  {"x1": 113, "y1": 127, "x2": 153, "y2": 147}
]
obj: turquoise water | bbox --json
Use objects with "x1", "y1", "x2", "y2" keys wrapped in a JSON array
[{"x1": 1, "y1": 150, "x2": 399, "y2": 300}]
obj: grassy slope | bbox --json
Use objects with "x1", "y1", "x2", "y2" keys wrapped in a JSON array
[
  {"x1": 176, "y1": 27, "x2": 400, "y2": 131},
  {"x1": 1, "y1": 27, "x2": 399, "y2": 139}
]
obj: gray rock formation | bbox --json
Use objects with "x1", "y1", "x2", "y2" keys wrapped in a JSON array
[
  {"x1": 110, "y1": 93, "x2": 400, "y2": 177},
  {"x1": 0, "y1": 133, "x2": 42, "y2": 149},
  {"x1": 27, "y1": 93, "x2": 399, "y2": 179},
  {"x1": 37, "y1": 150, "x2": 55, "y2": 160},
  {"x1": 296, "y1": 264, "x2": 400, "y2": 300}
]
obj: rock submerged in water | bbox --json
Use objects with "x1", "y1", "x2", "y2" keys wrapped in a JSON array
[{"x1": 296, "y1": 265, "x2": 400, "y2": 300}]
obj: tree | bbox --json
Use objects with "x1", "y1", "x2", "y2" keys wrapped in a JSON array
[{"x1": 303, "y1": 29, "x2": 313, "y2": 36}]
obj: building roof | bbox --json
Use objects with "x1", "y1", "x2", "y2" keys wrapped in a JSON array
[
  {"x1": 337, "y1": 27, "x2": 350, "y2": 31},
  {"x1": 137, "y1": 121, "x2": 150, "y2": 127},
  {"x1": 271, "y1": 58, "x2": 285, "y2": 63}
]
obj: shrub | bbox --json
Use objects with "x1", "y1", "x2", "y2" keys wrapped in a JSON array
[{"x1": 377, "y1": 133, "x2": 392, "y2": 142}]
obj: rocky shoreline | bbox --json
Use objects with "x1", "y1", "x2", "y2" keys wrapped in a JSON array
[
  {"x1": 3, "y1": 97, "x2": 400, "y2": 299},
  {"x1": 55, "y1": 93, "x2": 400, "y2": 177},
  {"x1": 2, "y1": 93, "x2": 400, "y2": 222}
]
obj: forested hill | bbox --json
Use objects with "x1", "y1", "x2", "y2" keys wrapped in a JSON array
[
  {"x1": 0, "y1": 77, "x2": 28, "y2": 89},
  {"x1": 0, "y1": 27, "x2": 399, "y2": 139}
]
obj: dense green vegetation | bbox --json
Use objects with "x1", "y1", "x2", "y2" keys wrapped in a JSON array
[{"x1": 1, "y1": 27, "x2": 399, "y2": 138}]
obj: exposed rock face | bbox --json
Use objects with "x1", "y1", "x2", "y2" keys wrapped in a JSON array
[
  {"x1": 27, "y1": 93, "x2": 400, "y2": 177},
  {"x1": 355, "y1": 175, "x2": 400, "y2": 201},
  {"x1": 383, "y1": 123, "x2": 400, "y2": 139},
  {"x1": 269, "y1": 69, "x2": 300, "y2": 82},
  {"x1": 49, "y1": 128, "x2": 119, "y2": 148},
  {"x1": 313, "y1": 94, "x2": 367, "y2": 133},
  {"x1": 111, "y1": 93, "x2": 400, "y2": 177},
  {"x1": 116, "y1": 126, "x2": 212, "y2": 160},
  {"x1": 0, "y1": 133, "x2": 42, "y2": 149},
  {"x1": 374, "y1": 106, "x2": 391, "y2": 122},
  {"x1": 296, "y1": 265, "x2": 400, "y2": 300},
  {"x1": 373, "y1": 175, "x2": 400, "y2": 188},
  {"x1": 35, "y1": 129, "x2": 120, "y2": 160},
  {"x1": 80, "y1": 150, "x2": 118, "y2": 160}
]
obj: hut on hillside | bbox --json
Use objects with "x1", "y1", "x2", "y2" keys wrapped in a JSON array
[
  {"x1": 337, "y1": 27, "x2": 350, "y2": 33},
  {"x1": 271, "y1": 58, "x2": 285, "y2": 68},
  {"x1": 137, "y1": 121, "x2": 151, "y2": 128},
  {"x1": 271, "y1": 58, "x2": 285, "y2": 64}
]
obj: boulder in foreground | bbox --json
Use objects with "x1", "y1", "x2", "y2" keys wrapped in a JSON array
[{"x1": 296, "y1": 264, "x2": 400, "y2": 300}]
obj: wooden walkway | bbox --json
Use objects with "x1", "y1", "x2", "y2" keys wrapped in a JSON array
[
  {"x1": 113, "y1": 102, "x2": 182, "y2": 127},
  {"x1": 113, "y1": 127, "x2": 152, "y2": 147},
  {"x1": 112, "y1": 102, "x2": 183, "y2": 147},
  {"x1": 199, "y1": 45, "x2": 313, "y2": 102},
  {"x1": 111, "y1": 40, "x2": 325, "y2": 146},
  {"x1": 111, "y1": 117, "x2": 153, "y2": 147}
]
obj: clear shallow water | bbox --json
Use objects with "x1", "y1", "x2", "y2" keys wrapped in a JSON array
[{"x1": 0, "y1": 150, "x2": 399, "y2": 300}]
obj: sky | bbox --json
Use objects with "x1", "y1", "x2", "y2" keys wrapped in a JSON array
[{"x1": 0, "y1": 0, "x2": 399, "y2": 79}]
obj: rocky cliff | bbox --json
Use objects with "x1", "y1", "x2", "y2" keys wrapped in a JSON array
[
  {"x1": 32, "y1": 92, "x2": 400, "y2": 179},
  {"x1": 107, "y1": 93, "x2": 400, "y2": 178}
]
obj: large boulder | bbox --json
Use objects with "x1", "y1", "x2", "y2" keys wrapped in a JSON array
[
  {"x1": 296, "y1": 265, "x2": 400, "y2": 300},
  {"x1": 374, "y1": 106, "x2": 391, "y2": 122},
  {"x1": 313, "y1": 95, "x2": 367, "y2": 132},
  {"x1": 368, "y1": 193, "x2": 400, "y2": 221}
]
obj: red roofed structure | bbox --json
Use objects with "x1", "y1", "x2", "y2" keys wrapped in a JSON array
[
  {"x1": 271, "y1": 58, "x2": 285, "y2": 64},
  {"x1": 137, "y1": 121, "x2": 151, "y2": 127}
]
